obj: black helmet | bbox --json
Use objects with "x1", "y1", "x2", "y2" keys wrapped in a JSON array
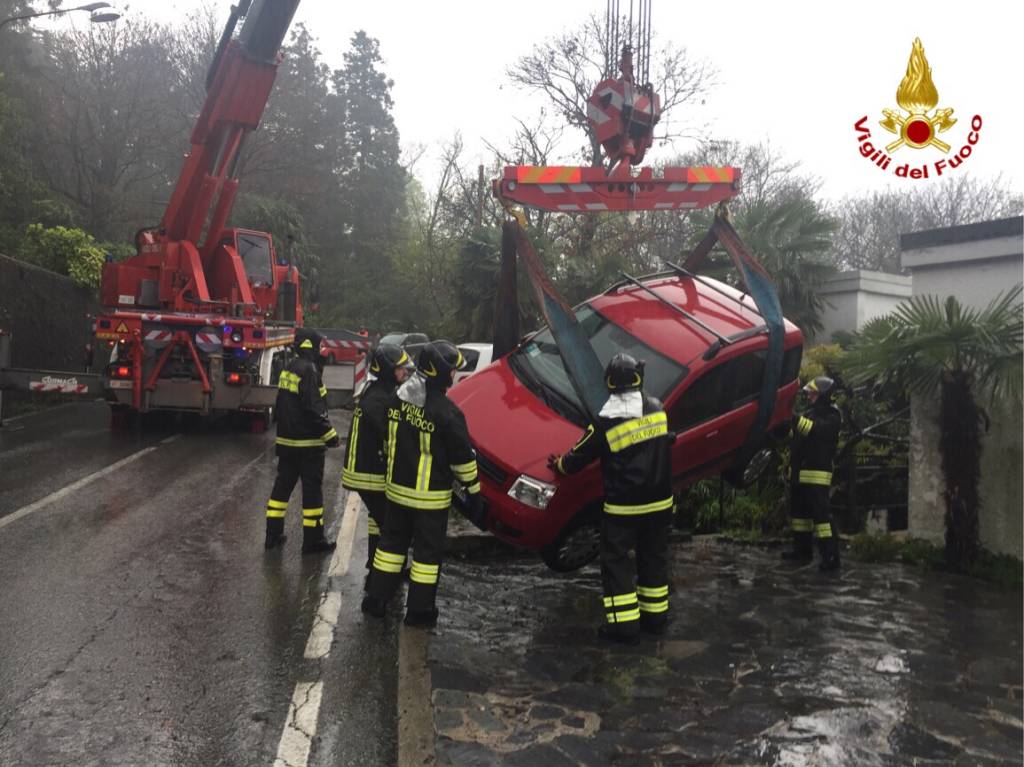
[
  {"x1": 294, "y1": 327, "x2": 324, "y2": 360},
  {"x1": 605, "y1": 352, "x2": 644, "y2": 392},
  {"x1": 370, "y1": 342, "x2": 413, "y2": 383},
  {"x1": 417, "y1": 340, "x2": 465, "y2": 388},
  {"x1": 803, "y1": 375, "x2": 835, "y2": 403}
]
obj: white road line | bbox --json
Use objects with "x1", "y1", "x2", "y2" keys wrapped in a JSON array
[
  {"x1": 0, "y1": 446, "x2": 159, "y2": 532},
  {"x1": 275, "y1": 488, "x2": 362, "y2": 765},
  {"x1": 160, "y1": 433, "x2": 182, "y2": 444},
  {"x1": 303, "y1": 592, "x2": 343, "y2": 659},
  {"x1": 273, "y1": 681, "x2": 324, "y2": 767},
  {"x1": 328, "y1": 489, "x2": 362, "y2": 578}
]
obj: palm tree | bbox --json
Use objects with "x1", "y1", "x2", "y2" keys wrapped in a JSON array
[{"x1": 843, "y1": 286, "x2": 1023, "y2": 570}]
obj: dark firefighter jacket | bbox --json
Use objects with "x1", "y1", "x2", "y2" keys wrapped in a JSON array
[
  {"x1": 275, "y1": 356, "x2": 337, "y2": 449},
  {"x1": 342, "y1": 380, "x2": 391, "y2": 492},
  {"x1": 385, "y1": 388, "x2": 480, "y2": 510},
  {"x1": 556, "y1": 394, "x2": 674, "y2": 515},
  {"x1": 791, "y1": 401, "x2": 841, "y2": 486}
]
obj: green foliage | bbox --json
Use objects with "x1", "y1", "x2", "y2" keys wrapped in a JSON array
[
  {"x1": 21, "y1": 224, "x2": 106, "y2": 289},
  {"x1": 800, "y1": 343, "x2": 844, "y2": 383},
  {"x1": 850, "y1": 534, "x2": 1021, "y2": 589}
]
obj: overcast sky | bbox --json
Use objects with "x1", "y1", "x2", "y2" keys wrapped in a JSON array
[{"x1": 51, "y1": 0, "x2": 1024, "y2": 202}]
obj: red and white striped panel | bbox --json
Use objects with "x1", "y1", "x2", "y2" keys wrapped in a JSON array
[
  {"x1": 195, "y1": 332, "x2": 223, "y2": 347},
  {"x1": 145, "y1": 330, "x2": 172, "y2": 343},
  {"x1": 30, "y1": 377, "x2": 89, "y2": 394},
  {"x1": 321, "y1": 339, "x2": 370, "y2": 351},
  {"x1": 353, "y1": 355, "x2": 368, "y2": 390}
]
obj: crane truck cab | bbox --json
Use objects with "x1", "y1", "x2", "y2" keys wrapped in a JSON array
[{"x1": 448, "y1": 271, "x2": 803, "y2": 571}]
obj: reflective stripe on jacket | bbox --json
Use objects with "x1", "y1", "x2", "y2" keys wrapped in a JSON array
[
  {"x1": 557, "y1": 393, "x2": 673, "y2": 515},
  {"x1": 342, "y1": 381, "x2": 391, "y2": 491},
  {"x1": 274, "y1": 356, "x2": 336, "y2": 449},
  {"x1": 385, "y1": 389, "x2": 479, "y2": 510},
  {"x1": 791, "y1": 402, "x2": 841, "y2": 485}
]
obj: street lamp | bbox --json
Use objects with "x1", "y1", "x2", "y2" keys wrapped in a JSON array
[{"x1": 0, "y1": 3, "x2": 122, "y2": 31}]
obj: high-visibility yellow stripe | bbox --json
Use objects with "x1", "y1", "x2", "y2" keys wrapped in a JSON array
[
  {"x1": 791, "y1": 517, "x2": 814, "y2": 532},
  {"x1": 410, "y1": 560, "x2": 440, "y2": 585},
  {"x1": 386, "y1": 482, "x2": 452, "y2": 510},
  {"x1": 322, "y1": 428, "x2": 338, "y2": 443},
  {"x1": 347, "y1": 411, "x2": 361, "y2": 473},
  {"x1": 386, "y1": 420, "x2": 398, "y2": 484},
  {"x1": 799, "y1": 470, "x2": 832, "y2": 486},
  {"x1": 602, "y1": 592, "x2": 638, "y2": 607},
  {"x1": 278, "y1": 371, "x2": 301, "y2": 394},
  {"x1": 451, "y1": 460, "x2": 478, "y2": 483},
  {"x1": 639, "y1": 600, "x2": 669, "y2": 614},
  {"x1": 814, "y1": 523, "x2": 834, "y2": 539},
  {"x1": 302, "y1": 518, "x2": 320, "y2": 527},
  {"x1": 606, "y1": 608, "x2": 641, "y2": 623},
  {"x1": 302, "y1": 507, "x2": 323, "y2": 518},
  {"x1": 797, "y1": 416, "x2": 814, "y2": 436},
  {"x1": 276, "y1": 437, "x2": 328, "y2": 448},
  {"x1": 464, "y1": 481, "x2": 481, "y2": 495},
  {"x1": 373, "y1": 550, "x2": 404, "y2": 573},
  {"x1": 342, "y1": 468, "x2": 386, "y2": 491},
  {"x1": 375, "y1": 550, "x2": 406, "y2": 565},
  {"x1": 267, "y1": 499, "x2": 288, "y2": 510},
  {"x1": 603, "y1": 497, "x2": 674, "y2": 515},
  {"x1": 367, "y1": 518, "x2": 380, "y2": 536},
  {"x1": 606, "y1": 412, "x2": 668, "y2": 453},
  {"x1": 416, "y1": 432, "x2": 432, "y2": 491},
  {"x1": 637, "y1": 585, "x2": 669, "y2": 598},
  {"x1": 319, "y1": 385, "x2": 327, "y2": 398},
  {"x1": 265, "y1": 509, "x2": 286, "y2": 519}
]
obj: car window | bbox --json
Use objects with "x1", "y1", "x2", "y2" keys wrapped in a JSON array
[
  {"x1": 513, "y1": 304, "x2": 687, "y2": 420},
  {"x1": 669, "y1": 345, "x2": 801, "y2": 431},
  {"x1": 459, "y1": 347, "x2": 480, "y2": 372},
  {"x1": 407, "y1": 334, "x2": 428, "y2": 344}
]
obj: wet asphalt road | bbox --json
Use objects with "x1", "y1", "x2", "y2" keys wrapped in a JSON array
[{"x1": 0, "y1": 402, "x2": 396, "y2": 767}]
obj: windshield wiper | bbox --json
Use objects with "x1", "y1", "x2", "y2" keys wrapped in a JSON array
[{"x1": 509, "y1": 352, "x2": 552, "y2": 409}]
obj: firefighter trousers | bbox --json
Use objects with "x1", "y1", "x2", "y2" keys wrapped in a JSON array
[
  {"x1": 266, "y1": 448, "x2": 326, "y2": 536},
  {"x1": 357, "y1": 490, "x2": 387, "y2": 569},
  {"x1": 368, "y1": 502, "x2": 448, "y2": 616},
  {"x1": 600, "y1": 510, "x2": 671, "y2": 636},
  {"x1": 789, "y1": 483, "x2": 838, "y2": 562}
]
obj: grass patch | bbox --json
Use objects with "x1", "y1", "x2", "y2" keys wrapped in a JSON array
[{"x1": 851, "y1": 533, "x2": 1022, "y2": 589}]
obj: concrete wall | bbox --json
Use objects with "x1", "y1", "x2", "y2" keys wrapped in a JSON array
[
  {"x1": 0, "y1": 254, "x2": 98, "y2": 417},
  {"x1": 901, "y1": 217, "x2": 1024, "y2": 559},
  {"x1": 815, "y1": 270, "x2": 912, "y2": 344}
]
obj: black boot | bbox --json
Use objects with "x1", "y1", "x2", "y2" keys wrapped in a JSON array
[
  {"x1": 361, "y1": 595, "x2": 387, "y2": 618},
  {"x1": 781, "y1": 531, "x2": 813, "y2": 563},
  {"x1": 639, "y1": 613, "x2": 669, "y2": 636},
  {"x1": 302, "y1": 524, "x2": 336, "y2": 554},
  {"x1": 597, "y1": 624, "x2": 640, "y2": 645},
  {"x1": 818, "y1": 535, "x2": 841, "y2": 572},
  {"x1": 403, "y1": 608, "x2": 439, "y2": 628},
  {"x1": 265, "y1": 518, "x2": 287, "y2": 549}
]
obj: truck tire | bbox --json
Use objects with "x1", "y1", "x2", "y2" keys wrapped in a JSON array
[{"x1": 539, "y1": 508, "x2": 601, "y2": 572}]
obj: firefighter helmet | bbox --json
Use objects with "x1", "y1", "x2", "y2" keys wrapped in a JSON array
[
  {"x1": 370, "y1": 342, "x2": 413, "y2": 381},
  {"x1": 803, "y1": 375, "x2": 835, "y2": 403},
  {"x1": 605, "y1": 352, "x2": 645, "y2": 392},
  {"x1": 417, "y1": 340, "x2": 466, "y2": 387},
  {"x1": 294, "y1": 328, "x2": 324, "y2": 358}
]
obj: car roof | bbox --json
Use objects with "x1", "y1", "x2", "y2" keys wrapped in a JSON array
[
  {"x1": 589, "y1": 272, "x2": 801, "y2": 368},
  {"x1": 457, "y1": 343, "x2": 492, "y2": 351}
]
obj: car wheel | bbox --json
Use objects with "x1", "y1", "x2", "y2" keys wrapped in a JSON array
[
  {"x1": 540, "y1": 512, "x2": 601, "y2": 572},
  {"x1": 724, "y1": 446, "x2": 776, "y2": 488}
]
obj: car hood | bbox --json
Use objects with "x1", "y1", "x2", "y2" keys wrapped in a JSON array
[{"x1": 449, "y1": 358, "x2": 584, "y2": 480}]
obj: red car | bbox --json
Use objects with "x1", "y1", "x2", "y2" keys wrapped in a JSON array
[{"x1": 449, "y1": 271, "x2": 804, "y2": 571}]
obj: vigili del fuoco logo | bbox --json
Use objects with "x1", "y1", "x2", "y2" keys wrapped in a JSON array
[{"x1": 854, "y1": 38, "x2": 983, "y2": 180}]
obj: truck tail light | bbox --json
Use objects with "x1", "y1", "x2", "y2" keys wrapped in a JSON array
[
  {"x1": 225, "y1": 372, "x2": 246, "y2": 386},
  {"x1": 107, "y1": 364, "x2": 132, "y2": 379}
]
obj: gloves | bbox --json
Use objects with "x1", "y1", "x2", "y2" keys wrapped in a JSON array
[
  {"x1": 546, "y1": 453, "x2": 561, "y2": 473},
  {"x1": 325, "y1": 435, "x2": 341, "y2": 449}
]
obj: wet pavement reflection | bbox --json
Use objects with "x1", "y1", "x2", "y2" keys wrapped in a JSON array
[{"x1": 429, "y1": 541, "x2": 1023, "y2": 766}]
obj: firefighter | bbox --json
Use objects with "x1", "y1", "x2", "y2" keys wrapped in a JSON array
[
  {"x1": 342, "y1": 342, "x2": 414, "y2": 579},
  {"x1": 551, "y1": 353, "x2": 674, "y2": 644},
  {"x1": 361, "y1": 340, "x2": 481, "y2": 627},
  {"x1": 264, "y1": 328, "x2": 340, "y2": 553},
  {"x1": 782, "y1": 375, "x2": 842, "y2": 571}
]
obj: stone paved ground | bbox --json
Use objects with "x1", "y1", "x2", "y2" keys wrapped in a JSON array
[{"x1": 425, "y1": 540, "x2": 1023, "y2": 766}]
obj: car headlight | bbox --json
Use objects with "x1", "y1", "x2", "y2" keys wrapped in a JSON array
[{"x1": 507, "y1": 474, "x2": 556, "y2": 510}]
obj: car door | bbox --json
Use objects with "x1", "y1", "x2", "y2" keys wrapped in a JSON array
[{"x1": 665, "y1": 348, "x2": 766, "y2": 483}]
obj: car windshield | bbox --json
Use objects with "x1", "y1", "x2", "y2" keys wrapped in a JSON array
[
  {"x1": 511, "y1": 304, "x2": 687, "y2": 423},
  {"x1": 380, "y1": 333, "x2": 405, "y2": 345}
]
